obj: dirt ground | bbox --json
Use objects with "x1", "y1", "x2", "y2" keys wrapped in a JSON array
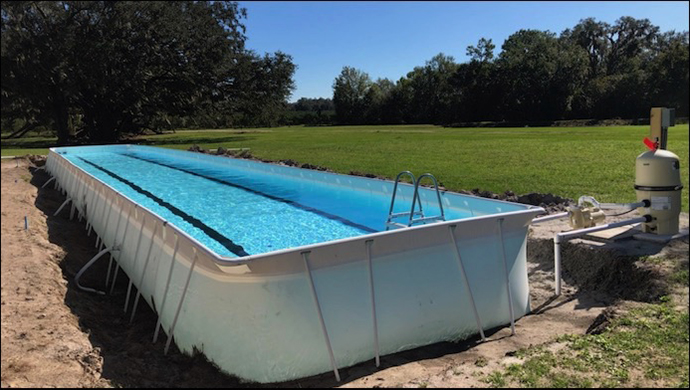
[{"x1": 1, "y1": 157, "x2": 688, "y2": 388}]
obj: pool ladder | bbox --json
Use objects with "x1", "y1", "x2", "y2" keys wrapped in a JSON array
[{"x1": 385, "y1": 171, "x2": 445, "y2": 230}]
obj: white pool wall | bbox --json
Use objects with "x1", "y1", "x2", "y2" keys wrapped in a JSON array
[{"x1": 46, "y1": 145, "x2": 544, "y2": 383}]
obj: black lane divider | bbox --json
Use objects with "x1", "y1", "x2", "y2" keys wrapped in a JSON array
[
  {"x1": 77, "y1": 157, "x2": 250, "y2": 257},
  {"x1": 120, "y1": 153, "x2": 378, "y2": 234}
]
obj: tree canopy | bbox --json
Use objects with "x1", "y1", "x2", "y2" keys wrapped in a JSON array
[
  {"x1": 331, "y1": 16, "x2": 689, "y2": 125},
  {"x1": 1, "y1": 1, "x2": 296, "y2": 144}
]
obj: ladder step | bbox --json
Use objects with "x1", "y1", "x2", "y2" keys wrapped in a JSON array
[
  {"x1": 389, "y1": 211, "x2": 424, "y2": 219},
  {"x1": 385, "y1": 222, "x2": 408, "y2": 229},
  {"x1": 410, "y1": 215, "x2": 445, "y2": 224}
]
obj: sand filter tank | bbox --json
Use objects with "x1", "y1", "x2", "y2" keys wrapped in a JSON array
[{"x1": 635, "y1": 107, "x2": 683, "y2": 235}]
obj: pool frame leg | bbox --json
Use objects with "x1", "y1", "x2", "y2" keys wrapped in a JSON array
[
  {"x1": 53, "y1": 198, "x2": 72, "y2": 217},
  {"x1": 497, "y1": 218, "x2": 516, "y2": 336},
  {"x1": 41, "y1": 176, "x2": 56, "y2": 189},
  {"x1": 153, "y1": 234, "x2": 180, "y2": 343},
  {"x1": 110, "y1": 205, "x2": 136, "y2": 295},
  {"x1": 95, "y1": 188, "x2": 110, "y2": 249},
  {"x1": 75, "y1": 247, "x2": 120, "y2": 295},
  {"x1": 302, "y1": 251, "x2": 341, "y2": 382},
  {"x1": 105, "y1": 199, "x2": 124, "y2": 289},
  {"x1": 130, "y1": 221, "x2": 164, "y2": 323},
  {"x1": 164, "y1": 248, "x2": 198, "y2": 355},
  {"x1": 365, "y1": 240, "x2": 381, "y2": 368},
  {"x1": 124, "y1": 214, "x2": 147, "y2": 313},
  {"x1": 448, "y1": 225, "x2": 487, "y2": 342}
]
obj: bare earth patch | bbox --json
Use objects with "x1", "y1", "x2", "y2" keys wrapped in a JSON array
[{"x1": 1, "y1": 157, "x2": 687, "y2": 388}]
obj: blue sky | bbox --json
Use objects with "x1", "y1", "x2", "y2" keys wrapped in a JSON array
[{"x1": 238, "y1": 1, "x2": 690, "y2": 102}]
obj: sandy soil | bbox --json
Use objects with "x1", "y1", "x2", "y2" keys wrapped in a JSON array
[{"x1": 1, "y1": 157, "x2": 687, "y2": 388}]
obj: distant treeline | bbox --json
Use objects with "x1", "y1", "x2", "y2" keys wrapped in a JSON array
[
  {"x1": 331, "y1": 17, "x2": 689, "y2": 126},
  {"x1": 284, "y1": 98, "x2": 336, "y2": 126},
  {"x1": 3, "y1": 6, "x2": 688, "y2": 142}
]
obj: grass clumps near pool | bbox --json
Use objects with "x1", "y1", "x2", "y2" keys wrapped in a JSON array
[{"x1": 483, "y1": 298, "x2": 689, "y2": 388}]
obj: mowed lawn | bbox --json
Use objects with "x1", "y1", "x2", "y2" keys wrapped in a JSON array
[{"x1": 2, "y1": 124, "x2": 688, "y2": 211}]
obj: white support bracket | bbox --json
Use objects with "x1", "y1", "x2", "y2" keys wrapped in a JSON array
[
  {"x1": 448, "y1": 225, "x2": 487, "y2": 342},
  {"x1": 53, "y1": 198, "x2": 72, "y2": 217},
  {"x1": 41, "y1": 176, "x2": 56, "y2": 189},
  {"x1": 302, "y1": 251, "x2": 341, "y2": 382},
  {"x1": 364, "y1": 240, "x2": 381, "y2": 367},
  {"x1": 164, "y1": 248, "x2": 199, "y2": 355},
  {"x1": 497, "y1": 218, "x2": 516, "y2": 336},
  {"x1": 153, "y1": 233, "x2": 180, "y2": 343},
  {"x1": 75, "y1": 246, "x2": 121, "y2": 295},
  {"x1": 130, "y1": 221, "x2": 165, "y2": 323}
]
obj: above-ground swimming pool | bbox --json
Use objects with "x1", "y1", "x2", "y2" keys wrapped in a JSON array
[{"x1": 46, "y1": 145, "x2": 544, "y2": 383}]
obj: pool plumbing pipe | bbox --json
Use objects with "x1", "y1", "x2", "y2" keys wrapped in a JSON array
[
  {"x1": 553, "y1": 215, "x2": 651, "y2": 296},
  {"x1": 531, "y1": 196, "x2": 650, "y2": 225},
  {"x1": 530, "y1": 196, "x2": 652, "y2": 296}
]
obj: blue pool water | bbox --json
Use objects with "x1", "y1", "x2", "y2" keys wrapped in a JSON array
[{"x1": 63, "y1": 149, "x2": 471, "y2": 258}]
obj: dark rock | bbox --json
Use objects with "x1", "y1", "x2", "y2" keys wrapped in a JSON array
[{"x1": 187, "y1": 144, "x2": 206, "y2": 153}]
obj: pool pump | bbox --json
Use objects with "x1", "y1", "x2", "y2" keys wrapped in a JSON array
[{"x1": 635, "y1": 107, "x2": 683, "y2": 235}]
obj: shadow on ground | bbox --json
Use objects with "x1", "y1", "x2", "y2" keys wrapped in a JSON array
[{"x1": 28, "y1": 165, "x2": 606, "y2": 388}]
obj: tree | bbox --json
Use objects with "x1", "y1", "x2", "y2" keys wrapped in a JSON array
[
  {"x1": 561, "y1": 18, "x2": 610, "y2": 78},
  {"x1": 332, "y1": 66, "x2": 372, "y2": 124},
  {"x1": 647, "y1": 31, "x2": 689, "y2": 116},
  {"x1": 1, "y1": 1, "x2": 80, "y2": 144},
  {"x1": 466, "y1": 38, "x2": 495, "y2": 63},
  {"x1": 497, "y1": 29, "x2": 588, "y2": 121},
  {"x1": 406, "y1": 53, "x2": 459, "y2": 123},
  {"x1": 606, "y1": 16, "x2": 659, "y2": 75},
  {"x1": 1, "y1": 1, "x2": 296, "y2": 143}
]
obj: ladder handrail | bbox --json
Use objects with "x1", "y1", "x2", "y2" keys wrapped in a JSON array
[
  {"x1": 408, "y1": 173, "x2": 445, "y2": 227},
  {"x1": 386, "y1": 171, "x2": 423, "y2": 226}
]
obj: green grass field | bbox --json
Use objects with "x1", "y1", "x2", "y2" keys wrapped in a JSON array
[{"x1": 2, "y1": 124, "x2": 688, "y2": 211}]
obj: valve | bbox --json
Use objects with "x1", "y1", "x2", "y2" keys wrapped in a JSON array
[{"x1": 568, "y1": 205, "x2": 606, "y2": 229}]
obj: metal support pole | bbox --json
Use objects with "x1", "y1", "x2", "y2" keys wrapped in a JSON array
[
  {"x1": 99, "y1": 192, "x2": 115, "y2": 251},
  {"x1": 365, "y1": 240, "x2": 380, "y2": 367},
  {"x1": 497, "y1": 218, "x2": 516, "y2": 336},
  {"x1": 96, "y1": 188, "x2": 111, "y2": 248},
  {"x1": 41, "y1": 176, "x2": 56, "y2": 189},
  {"x1": 54, "y1": 166, "x2": 60, "y2": 189},
  {"x1": 75, "y1": 247, "x2": 119, "y2": 295},
  {"x1": 531, "y1": 212, "x2": 569, "y2": 224},
  {"x1": 53, "y1": 198, "x2": 72, "y2": 217},
  {"x1": 95, "y1": 188, "x2": 110, "y2": 249},
  {"x1": 110, "y1": 205, "x2": 136, "y2": 295},
  {"x1": 63, "y1": 166, "x2": 74, "y2": 197},
  {"x1": 105, "y1": 199, "x2": 124, "y2": 288},
  {"x1": 88, "y1": 185, "x2": 103, "y2": 237},
  {"x1": 124, "y1": 214, "x2": 147, "y2": 313},
  {"x1": 71, "y1": 173, "x2": 86, "y2": 220},
  {"x1": 69, "y1": 170, "x2": 79, "y2": 220},
  {"x1": 54, "y1": 160, "x2": 63, "y2": 190},
  {"x1": 302, "y1": 251, "x2": 340, "y2": 382},
  {"x1": 85, "y1": 180, "x2": 96, "y2": 232},
  {"x1": 448, "y1": 225, "x2": 486, "y2": 342},
  {"x1": 164, "y1": 249, "x2": 199, "y2": 355},
  {"x1": 153, "y1": 233, "x2": 180, "y2": 343},
  {"x1": 130, "y1": 221, "x2": 162, "y2": 323}
]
